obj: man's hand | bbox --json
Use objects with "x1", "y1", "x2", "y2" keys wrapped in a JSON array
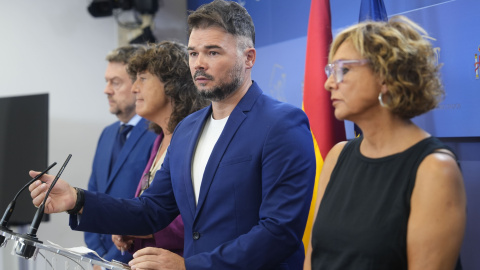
[
  {"x1": 28, "y1": 170, "x2": 77, "y2": 213},
  {"x1": 129, "y1": 247, "x2": 185, "y2": 270}
]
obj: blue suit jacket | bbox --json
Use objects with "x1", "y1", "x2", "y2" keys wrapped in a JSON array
[
  {"x1": 85, "y1": 117, "x2": 156, "y2": 263},
  {"x1": 73, "y1": 82, "x2": 316, "y2": 269}
]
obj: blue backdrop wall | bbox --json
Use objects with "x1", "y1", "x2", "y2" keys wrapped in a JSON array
[{"x1": 187, "y1": 0, "x2": 479, "y2": 268}]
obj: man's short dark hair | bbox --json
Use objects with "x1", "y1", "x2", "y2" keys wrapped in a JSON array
[{"x1": 187, "y1": 0, "x2": 255, "y2": 48}]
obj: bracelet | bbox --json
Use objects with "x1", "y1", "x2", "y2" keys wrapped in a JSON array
[{"x1": 66, "y1": 187, "x2": 85, "y2": 215}]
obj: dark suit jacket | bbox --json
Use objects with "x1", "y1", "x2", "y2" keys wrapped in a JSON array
[
  {"x1": 73, "y1": 82, "x2": 316, "y2": 269},
  {"x1": 84, "y1": 117, "x2": 156, "y2": 263}
]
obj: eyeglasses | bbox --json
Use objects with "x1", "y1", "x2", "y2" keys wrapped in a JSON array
[{"x1": 325, "y1": 59, "x2": 370, "y2": 84}]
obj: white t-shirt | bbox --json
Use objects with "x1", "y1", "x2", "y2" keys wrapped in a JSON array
[{"x1": 191, "y1": 113, "x2": 229, "y2": 205}]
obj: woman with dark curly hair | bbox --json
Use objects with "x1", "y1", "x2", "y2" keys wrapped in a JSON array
[
  {"x1": 304, "y1": 16, "x2": 466, "y2": 270},
  {"x1": 111, "y1": 41, "x2": 208, "y2": 257}
]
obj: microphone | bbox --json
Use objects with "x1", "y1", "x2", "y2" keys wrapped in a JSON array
[
  {"x1": 0, "y1": 162, "x2": 57, "y2": 247},
  {"x1": 14, "y1": 154, "x2": 72, "y2": 259}
]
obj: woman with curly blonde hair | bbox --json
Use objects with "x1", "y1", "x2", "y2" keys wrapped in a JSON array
[{"x1": 304, "y1": 16, "x2": 466, "y2": 270}]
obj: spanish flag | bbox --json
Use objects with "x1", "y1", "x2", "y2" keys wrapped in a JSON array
[{"x1": 302, "y1": 0, "x2": 346, "y2": 250}]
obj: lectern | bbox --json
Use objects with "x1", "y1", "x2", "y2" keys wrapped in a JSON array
[{"x1": 1, "y1": 230, "x2": 130, "y2": 270}]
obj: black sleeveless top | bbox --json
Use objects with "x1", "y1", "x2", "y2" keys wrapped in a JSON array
[{"x1": 311, "y1": 136, "x2": 458, "y2": 270}]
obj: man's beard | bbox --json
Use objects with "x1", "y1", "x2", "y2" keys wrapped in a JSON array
[
  {"x1": 111, "y1": 100, "x2": 135, "y2": 119},
  {"x1": 195, "y1": 62, "x2": 243, "y2": 102}
]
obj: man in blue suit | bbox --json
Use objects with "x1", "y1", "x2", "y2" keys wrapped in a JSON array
[
  {"x1": 85, "y1": 45, "x2": 156, "y2": 266},
  {"x1": 29, "y1": 1, "x2": 316, "y2": 269}
]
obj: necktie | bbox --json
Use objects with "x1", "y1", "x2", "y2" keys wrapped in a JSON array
[{"x1": 109, "y1": 124, "x2": 133, "y2": 176}]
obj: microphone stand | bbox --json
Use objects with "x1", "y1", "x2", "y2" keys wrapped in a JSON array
[
  {"x1": 14, "y1": 154, "x2": 71, "y2": 259},
  {"x1": 0, "y1": 162, "x2": 57, "y2": 247}
]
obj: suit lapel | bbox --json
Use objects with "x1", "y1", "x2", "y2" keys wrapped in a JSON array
[
  {"x1": 195, "y1": 82, "x2": 262, "y2": 217},
  {"x1": 106, "y1": 118, "x2": 148, "y2": 190},
  {"x1": 98, "y1": 124, "x2": 118, "y2": 192},
  {"x1": 183, "y1": 106, "x2": 212, "y2": 218}
]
